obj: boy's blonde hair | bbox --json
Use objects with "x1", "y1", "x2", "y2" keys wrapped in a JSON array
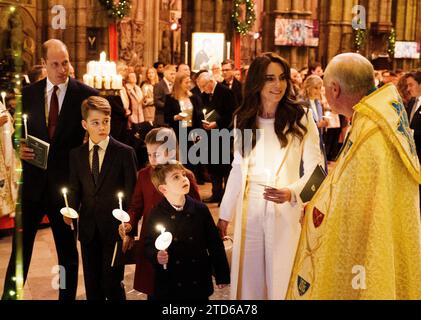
[
  {"x1": 151, "y1": 162, "x2": 186, "y2": 190},
  {"x1": 81, "y1": 96, "x2": 111, "y2": 120}
]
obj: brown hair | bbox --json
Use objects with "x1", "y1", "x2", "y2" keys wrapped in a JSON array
[
  {"x1": 234, "y1": 52, "x2": 307, "y2": 154},
  {"x1": 81, "y1": 96, "x2": 111, "y2": 120},
  {"x1": 145, "y1": 127, "x2": 177, "y2": 146},
  {"x1": 408, "y1": 70, "x2": 421, "y2": 85},
  {"x1": 172, "y1": 73, "x2": 192, "y2": 100},
  {"x1": 42, "y1": 39, "x2": 68, "y2": 61},
  {"x1": 151, "y1": 162, "x2": 186, "y2": 190}
]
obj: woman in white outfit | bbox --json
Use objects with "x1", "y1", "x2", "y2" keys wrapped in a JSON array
[{"x1": 218, "y1": 52, "x2": 322, "y2": 300}]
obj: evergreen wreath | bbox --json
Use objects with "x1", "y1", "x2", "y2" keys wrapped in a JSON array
[
  {"x1": 98, "y1": 0, "x2": 131, "y2": 20},
  {"x1": 232, "y1": 0, "x2": 256, "y2": 35}
]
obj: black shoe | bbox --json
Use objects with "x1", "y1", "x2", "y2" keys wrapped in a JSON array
[{"x1": 203, "y1": 196, "x2": 222, "y2": 203}]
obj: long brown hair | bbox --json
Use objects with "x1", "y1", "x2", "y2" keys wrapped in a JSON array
[
  {"x1": 234, "y1": 52, "x2": 307, "y2": 155},
  {"x1": 172, "y1": 73, "x2": 192, "y2": 100}
]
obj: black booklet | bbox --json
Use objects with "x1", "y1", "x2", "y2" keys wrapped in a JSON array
[
  {"x1": 202, "y1": 108, "x2": 219, "y2": 124},
  {"x1": 24, "y1": 134, "x2": 50, "y2": 170},
  {"x1": 300, "y1": 165, "x2": 327, "y2": 203}
]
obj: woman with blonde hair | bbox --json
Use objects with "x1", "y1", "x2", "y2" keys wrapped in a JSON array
[
  {"x1": 141, "y1": 67, "x2": 160, "y2": 123},
  {"x1": 302, "y1": 74, "x2": 329, "y2": 170},
  {"x1": 164, "y1": 73, "x2": 203, "y2": 169}
]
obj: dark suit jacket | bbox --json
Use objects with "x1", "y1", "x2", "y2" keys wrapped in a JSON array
[
  {"x1": 144, "y1": 196, "x2": 230, "y2": 300},
  {"x1": 153, "y1": 79, "x2": 171, "y2": 125},
  {"x1": 222, "y1": 77, "x2": 243, "y2": 108},
  {"x1": 68, "y1": 136, "x2": 138, "y2": 244},
  {"x1": 201, "y1": 83, "x2": 236, "y2": 130},
  {"x1": 22, "y1": 77, "x2": 98, "y2": 204},
  {"x1": 408, "y1": 98, "x2": 421, "y2": 157},
  {"x1": 164, "y1": 94, "x2": 204, "y2": 135}
]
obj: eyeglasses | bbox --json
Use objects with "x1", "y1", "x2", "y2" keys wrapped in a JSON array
[{"x1": 265, "y1": 74, "x2": 287, "y2": 83}]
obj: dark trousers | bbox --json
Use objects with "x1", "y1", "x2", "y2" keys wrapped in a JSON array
[
  {"x1": 2, "y1": 199, "x2": 79, "y2": 300},
  {"x1": 208, "y1": 164, "x2": 231, "y2": 200},
  {"x1": 80, "y1": 228, "x2": 125, "y2": 300}
]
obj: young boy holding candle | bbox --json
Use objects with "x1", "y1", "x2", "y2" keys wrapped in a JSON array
[
  {"x1": 65, "y1": 96, "x2": 137, "y2": 300},
  {"x1": 143, "y1": 162, "x2": 230, "y2": 300},
  {"x1": 119, "y1": 127, "x2": 201, "y2": 298}
]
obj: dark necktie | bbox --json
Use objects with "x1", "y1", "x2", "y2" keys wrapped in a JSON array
[
  {"x1": 92, "y1": 145, "x2": 100, "y2": 185},
  {"x1": 48, "y1": 85, "x2": 59, "y2": 139}
]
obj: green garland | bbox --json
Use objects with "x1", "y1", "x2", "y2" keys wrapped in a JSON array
[
  {"x1": 388, "y1": 27, "x2": 396, "y2": 57},
  {"x1": 354, "y1": 25, "x2": 366, "y2": 52},
  {"x1": 232, "y1": 0, "x2": 256, "y2": 35},
  {"x1": 98, "y1": 0, "x2": 131, "y2": 20}
]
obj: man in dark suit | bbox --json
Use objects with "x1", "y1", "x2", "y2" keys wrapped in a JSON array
[
  {"x1": 407, "y1": 70, "x2": 421, "y2": 209},
  {"x1": 153, "y1": 64, "x2": 176, "y2": 126},
  {"x1": 221, "y1": 59, "x2": 243, "y2": 108},
  {"x1": 2, "y1": 39, "x2": 98, "y2": 300},
  {"x1": 197, "y1": 72, "x2": 236, "y2": 204},
  {"x1": 66, "y1": 96, "x2": 137, "y2": 300}
]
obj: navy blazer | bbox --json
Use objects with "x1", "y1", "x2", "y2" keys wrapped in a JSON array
[
  {"x1": 21, "y1": 77, "x2": 98, "y2": 204},
  {"x1": 68, "y1": 136, "x2": 138, "y2": 244}
]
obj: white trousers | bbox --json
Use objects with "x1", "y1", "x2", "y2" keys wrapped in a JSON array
[{"x1": 238, "y1": 182, "x2": 300, "y2": 300}]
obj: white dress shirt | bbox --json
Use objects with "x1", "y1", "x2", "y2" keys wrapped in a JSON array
[
  {"x1": 88, "y1": 136, "x2": 110, "y2": 173},
  {"x1": 46, "y1": 77, "x2": 69, "y2": 114}
]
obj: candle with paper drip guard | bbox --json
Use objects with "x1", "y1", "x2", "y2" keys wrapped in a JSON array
[
  {"x1": 111, "y1": 192, "x2": 130, "y2": 267},
  {"x1": 155, "y1": 224, "x2": 173, "y2": 270},
  {"x1": 22, "y1": 114, "x2": 28, "y2": 140},
  {"x1": 60, "y1": 187, "x2": 79, "y2": 230}
]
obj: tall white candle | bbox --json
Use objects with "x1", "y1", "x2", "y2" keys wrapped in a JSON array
[
  {"x1": 184, "y1": 41, "x2": 189, "y2": 65},
  {"x1": 100, "y1": 51, "x2": 106, "y2": 63},
  {"x1": 94, "y1": 75, "x2": 103, "y2": 89},
  {"x1": 103, "y1": 76, "x2": 111, "y2": 90},
  {"x1": 62, "y1": 188, "x2": 69, "y2": 208},
  {"x1": 118, "y1": 192, "x2": 123, "y2": 210},
  {"x1": 22, "y1": 114, "x2": 28, "y2": 139},
  {"x1": 227, "y1": 41, "x2": 231, "y2": 60}
]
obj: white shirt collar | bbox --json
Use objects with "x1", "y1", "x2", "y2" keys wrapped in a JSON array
[
  {"x1": 89, "y1": 136, "x2": 110, "y2": 151},
  {"x1": 46, "y1": 77, "x2": 69, "y2": 93}
]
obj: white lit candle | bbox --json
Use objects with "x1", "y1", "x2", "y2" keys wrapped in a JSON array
[
  {"x1": 22, "y1": 114, "x2": 28, "y2": 139},
  {"x1": 1, "y1": 91, "x2": 6, "y2": 106},
  {"x1": 156, "y1": 224, "x2": 166, "y2": 235},
  {"x1": 202, "y1": 108, "x2": 207, "y2": 119},
  {"x1": 184, "y1": 41, "x2": 189, "y2": 65},
  {"x1": 103, "y1": 75, "x2": 111, "y2": 90},
  {"x1": 94, "y1": 75, "x2": 103, "y2": 89},
  {"x1": 117, "y1": 192, "x2": 123, "y2": 211},
  {"x1": 227, "y1": 41, "x2": 231, "y2": 60},
  {"x1": 100, "y1": 51, "x2": 106, "y2": 63},
  {"x1": 62, "y1": 187, "x2": 69, "y2": 208}
]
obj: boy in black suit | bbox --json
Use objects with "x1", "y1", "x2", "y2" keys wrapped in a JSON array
[
  {"x1": 144, "y1": 162, "x2": 230, "y2": 300},
  {"x1": 65, "y1": 96, "x2": 137, "y2": 300}
]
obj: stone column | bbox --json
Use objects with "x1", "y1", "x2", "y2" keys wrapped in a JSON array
[
  {"x1": 75, "y1": 0, "x2": 87, "y2": 78},
  {"x1": 215, "y1": 0, "x2": 224, "y2": 32},
  {"x1": 194, "y1": 0, "x2": 202, "y2": 31}
]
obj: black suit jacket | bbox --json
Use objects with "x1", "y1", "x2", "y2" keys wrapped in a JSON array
[
  {"x1": 21, "y1": 77, "x2": 98, "y2": 204},
  {"x1": 164, "y1": 94, "x2": 204, "y2": 135},
  {"x1": 68, "y1": 137, "x2": 138, "y2": 244},
  {"x1": 408, "y1": 98, "x2": 421, "y2": 157},
  {"x1": 222, "y1": 77, "x2": 243, "y2": 108},
  {"x1": 201, "y1": 83, "x2": 236, "y2": 130},
  {"x1": 153, "y1": 79, "x2": 171, "y2": 125}
]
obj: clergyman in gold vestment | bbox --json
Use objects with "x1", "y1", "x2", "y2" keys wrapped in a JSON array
[{"x1": 287, "y1": 53, "x2": 421, "y2": 300}]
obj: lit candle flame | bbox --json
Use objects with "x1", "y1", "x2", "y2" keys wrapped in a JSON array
[{"x1": 156, "y1": 224, "x2": 166, "y2": 234}]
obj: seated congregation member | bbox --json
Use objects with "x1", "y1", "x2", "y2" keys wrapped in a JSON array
[
  {"x1": 118, "y1": 127, "x2": 200, "y2": 299},
  {"x1": 66, "y1": 96, "x2": 137, "y2": 300},
  {"x1": 143, "y1": 162, "x2": 230, "y2": 300}
]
